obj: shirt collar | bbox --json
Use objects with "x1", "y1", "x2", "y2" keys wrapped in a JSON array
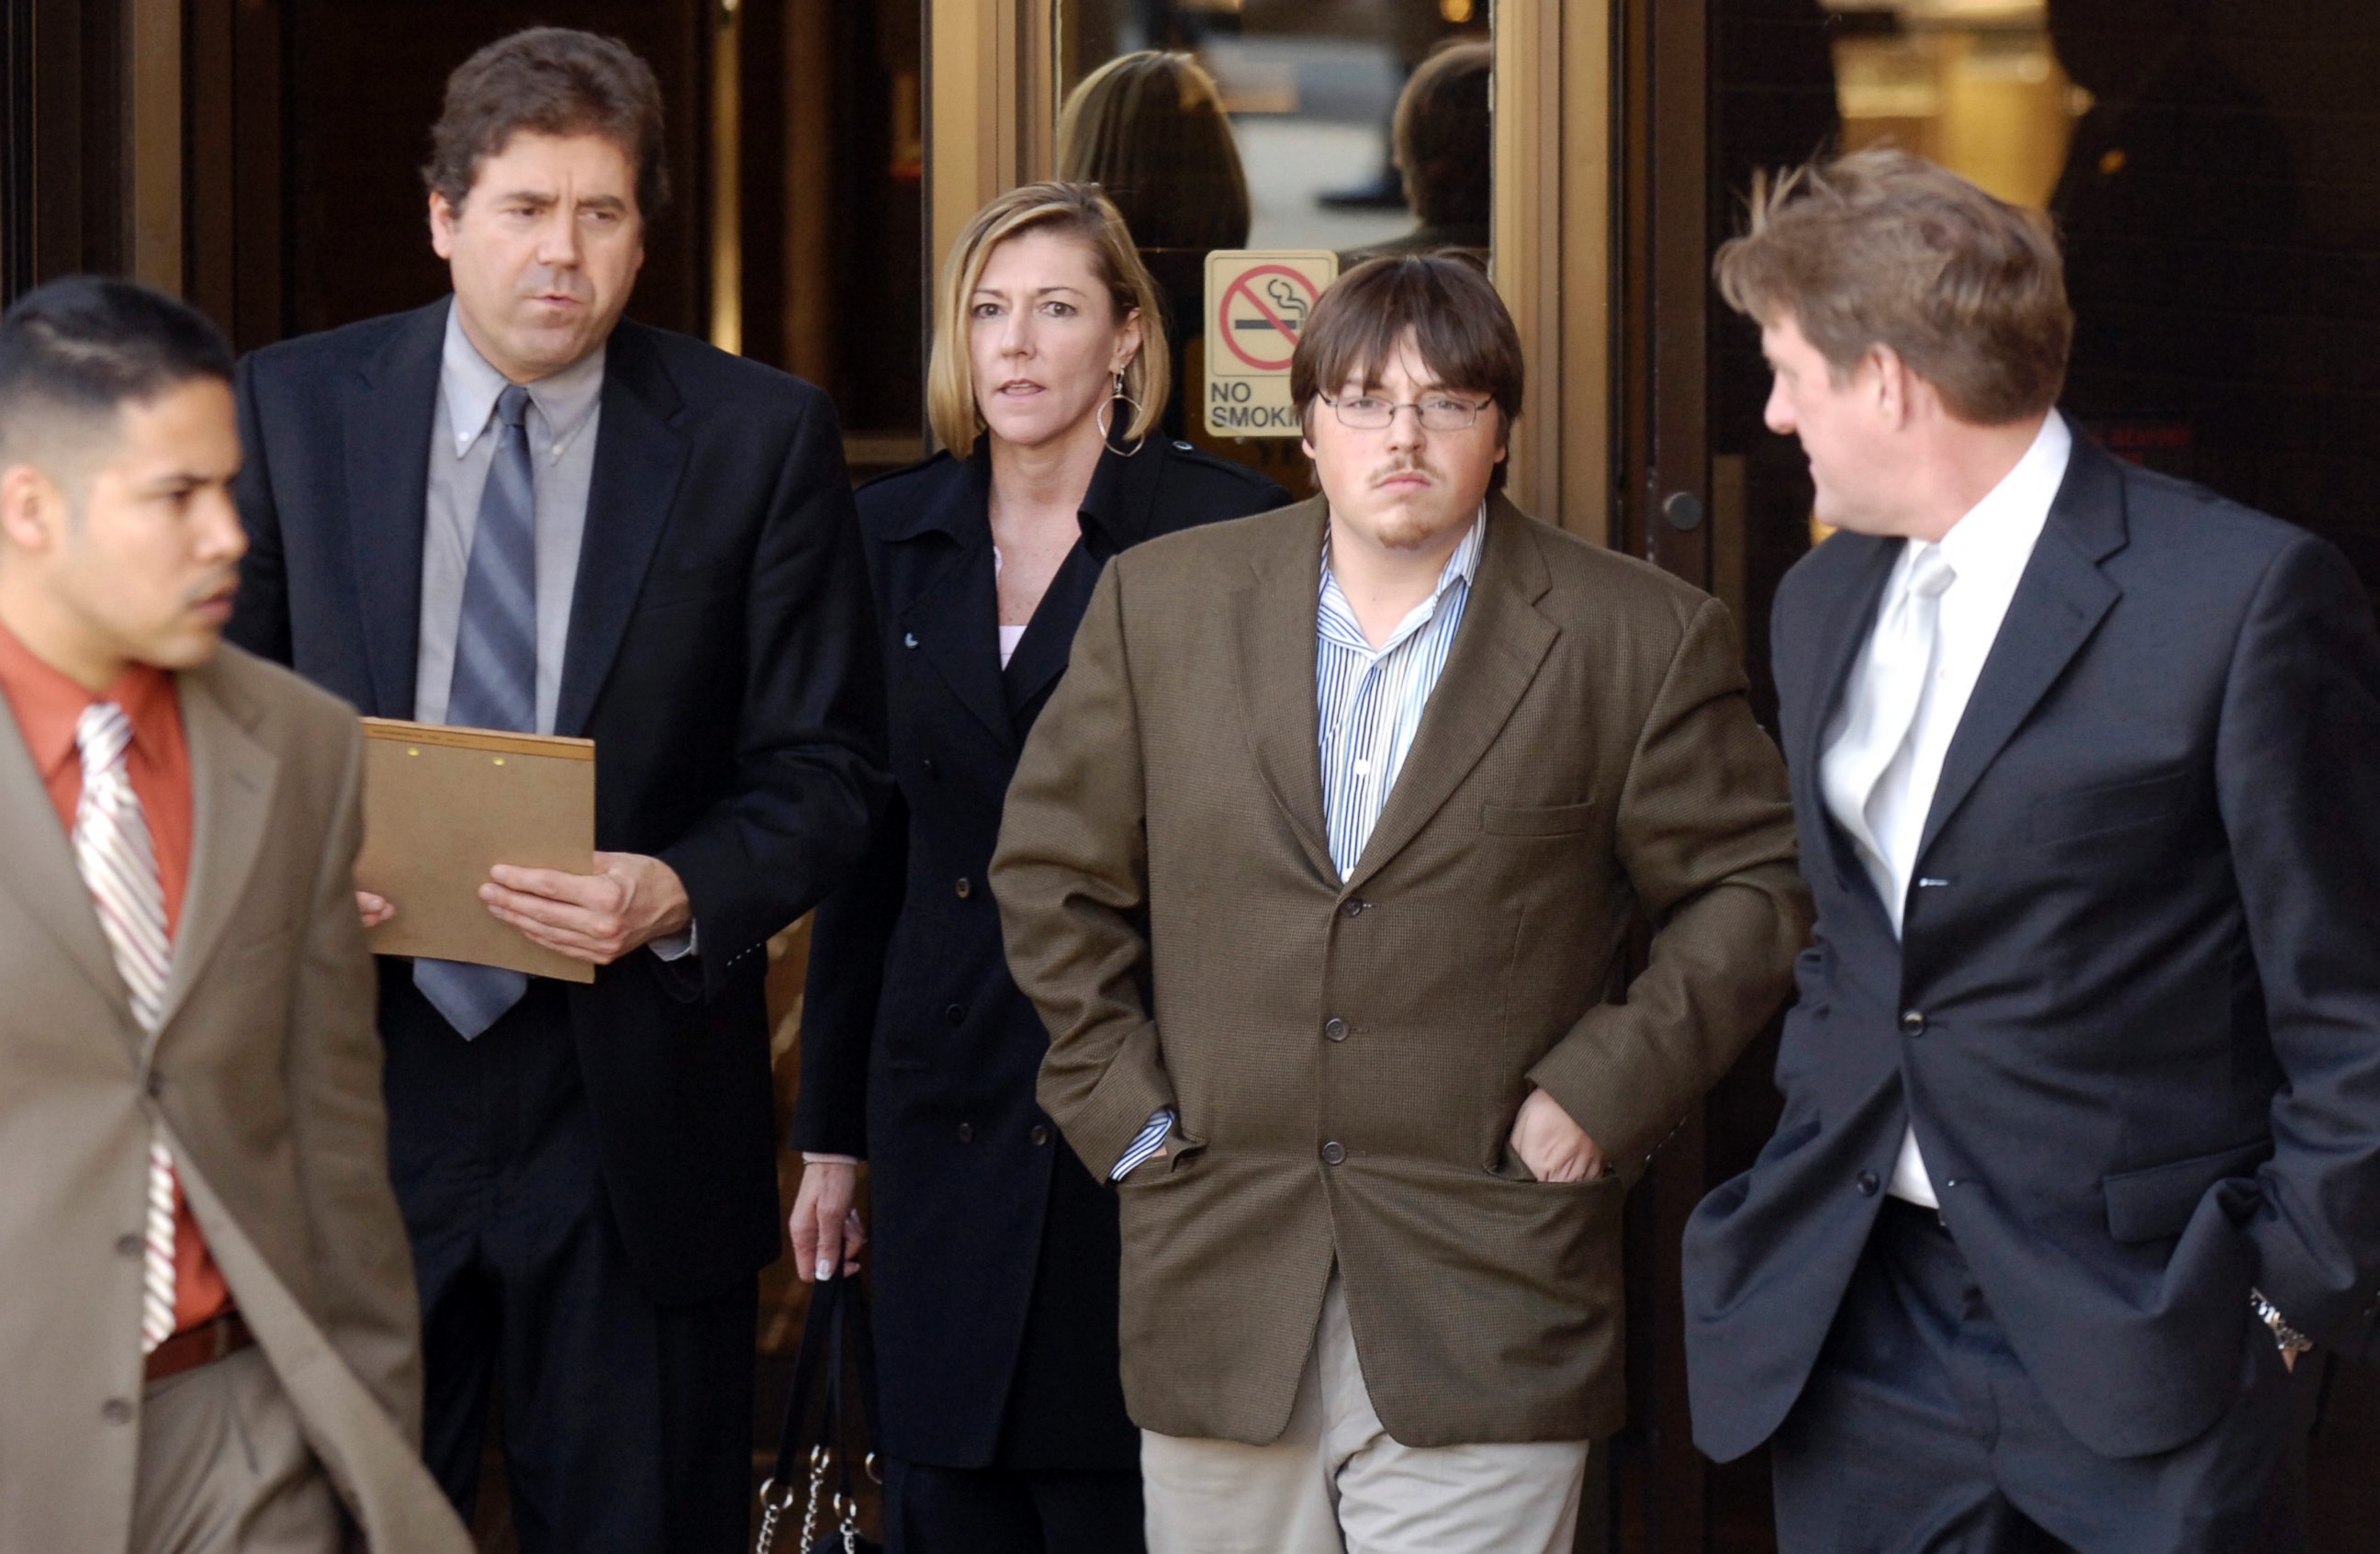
[
  {"x1": 1319, "y1": 502, "x2": 1488, "y2": 653},
  {"x1": 1932, "y1": 410, "x2": 2071, "y2": 593},
  {"x1": 0, "y1": 617, "x2": 176, "y2": 782},
  {"x1": 440, "y1": 298, "x2": 606, "y2": 460}
]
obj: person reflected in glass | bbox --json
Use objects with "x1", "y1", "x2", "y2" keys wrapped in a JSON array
[
  {"x1": 2046, "y1": 0, "x2": 2303, "y2": 506},
  {"x1": 1342, "y1": 40, "x2": 1492, "y2": 271},
  {"x1": 787, "y1": 182, "x2": 1286, "y2": 1554},
  {"x1": 1059, "y1": 50, "x2": 1252, "y2": 440}
]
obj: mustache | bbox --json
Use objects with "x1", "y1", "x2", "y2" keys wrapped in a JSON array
[{"x1": 1370, "y1": 460, "x2": 1441, "y2": 487}]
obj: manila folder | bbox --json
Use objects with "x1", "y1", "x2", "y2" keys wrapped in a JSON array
[{"x1": 355, "y1": 717, "x2": 598, "y2": 984}]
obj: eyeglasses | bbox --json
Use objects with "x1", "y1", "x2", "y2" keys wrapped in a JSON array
[{"x1": 1320, "y1": 393, "x2": 1493, "y2": 432}]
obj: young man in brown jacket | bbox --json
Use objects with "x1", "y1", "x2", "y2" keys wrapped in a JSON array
[{"x1": 993, "y1": 253, "x2": 1809, "y2": 1553}]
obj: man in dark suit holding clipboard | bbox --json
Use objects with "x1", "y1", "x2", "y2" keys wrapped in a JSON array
[
  {"x1": 227, "y1": 28, "x2": 886, "y2": 1554},
  {"x1": 1680, "y1": 150, "x2": 2380, "y2": 1552}
]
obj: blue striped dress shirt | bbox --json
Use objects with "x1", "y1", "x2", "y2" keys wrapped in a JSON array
[{"x1": 1111, "y1": 506, "x2": 1487, "y2": 1179}]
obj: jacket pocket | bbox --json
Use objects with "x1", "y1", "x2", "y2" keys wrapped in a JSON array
[
  {"x1": 2103, "y1": 1137, "x2": 2270, "y2": 1243},
  {"x1": 2028, "y1": 769, "x2": 2190, "y2": 845},
  {"x1": 1480, "y1": 799, "x2": 1598, "y2": 837}
]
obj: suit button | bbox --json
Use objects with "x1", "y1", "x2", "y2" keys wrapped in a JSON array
[
  {"x1": 1320, "y1": 1141, "x2": 1346, "y2": 1166},
  {"x1": 944, "y1": 1003, "x2": 965, "y2": 1026},
  {"x1": 102, "y1": 1398, "x2": 132, "y2": 1424},
  {"x1": 957, "y1": 1122, "x2": 974, "y2": 1143},
  {"x1": 116, "y1": 1234, "x2": 142, "y2": 1258},
  {"x1": 1324, "y1": 1018, "x2": 1349, "y2": 1042},
  {"x1": 1900, "y1": 1009, "x2": 1926, "y2": 1036},
  {"x1": 954, "y1": 876, "x2": 972, "y2": 900},
  {"x1": 145, "y1": 1073, "x2": 163, "y2": 1098},
  {"x1": 1339, "y1": 898, "x2": 1368, "y2": 918},
  {"x1": 1857, "y1": 1170, "x2": 1880, "y2": 1196},
  {"x1": 921, "y1": 757, "x2": 938, "y2": 778},
  {"x1": 1030, "y1": 1125, "x2": 1050, "y2": 1146}
]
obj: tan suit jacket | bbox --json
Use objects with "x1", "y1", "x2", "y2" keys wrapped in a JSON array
[
  {"x1": 0, "y1": 646, "x2": 470, "y2": 1552},
  {"x1": 994, "y1": 495, "x2": 1810, "y2": 1447}
]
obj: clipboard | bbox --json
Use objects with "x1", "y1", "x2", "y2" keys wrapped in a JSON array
[{"x1": 355, "y1": 717, "x2": 598, "y2": 983}]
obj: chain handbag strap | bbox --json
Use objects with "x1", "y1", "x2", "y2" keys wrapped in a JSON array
[{"x1": 754, "y1": 1274, "x2": 848, "y2": 1554}]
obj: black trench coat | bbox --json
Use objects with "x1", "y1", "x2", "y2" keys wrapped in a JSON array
[{"x1": 794, "y1": 437, "x2": 1285, "y2": 1469}]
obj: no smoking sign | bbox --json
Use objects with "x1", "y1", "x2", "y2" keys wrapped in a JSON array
[{"x1": 1204, "y1": 250, "x2": 1338, "y2": 438}]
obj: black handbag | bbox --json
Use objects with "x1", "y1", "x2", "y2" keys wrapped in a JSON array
[{"x1": 754, "y1": 1271, "x2": 884, "y2": 1554}]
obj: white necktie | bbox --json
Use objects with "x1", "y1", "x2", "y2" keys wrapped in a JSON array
[
  {"x1": 1823, "y1": 544, "x2": 1957, "y2": 929},
  {"x1": 73, "y1": 703, "x2": 179, "y2": 1353}
]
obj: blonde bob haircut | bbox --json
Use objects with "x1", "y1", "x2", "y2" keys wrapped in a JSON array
[{"x1": 926, "y1": 181, "x2": 1171, "y2": 457}]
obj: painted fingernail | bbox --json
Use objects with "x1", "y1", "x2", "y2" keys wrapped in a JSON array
[{"x1": 814, "y1": 1257, "x2": 834, "y2": 1281}]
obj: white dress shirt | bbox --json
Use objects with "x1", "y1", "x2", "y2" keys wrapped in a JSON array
[{"x1": 1820, "y1": 411, "x2": 2072, "y2": 1206}]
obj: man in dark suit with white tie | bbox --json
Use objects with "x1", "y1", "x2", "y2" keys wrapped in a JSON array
[
  {"x1": 1681, "y1": 150, "x2": 2380, "y2": 1552},
  {"x1": 227, "y1": 28, "x2": 885, "y2": 1553}
]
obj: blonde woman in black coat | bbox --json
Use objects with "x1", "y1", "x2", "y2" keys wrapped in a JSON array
[{"x1": 788, "y1": 183, "x2": 1285, "y2": 1554}]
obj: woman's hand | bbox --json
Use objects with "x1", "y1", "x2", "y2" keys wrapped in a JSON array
[{"x1": 790, "y1": 1159, "x2": 867, "y2": 1282}]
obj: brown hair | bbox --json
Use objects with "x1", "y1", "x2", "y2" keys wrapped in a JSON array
[
  {"x1": 1395, "y1": 41, "x2": 1492, "y2": 228},
  {"x1": 925, "y1": 182, "x2": 1170, "y2": 457},
  {"x1": 1058, "y1": 51, "x2": 1251, "y2": 258},
  {"x1": 1290, "y1": 253, "x2": 1523, "y2": 489},
  {"x1": 1713, "y1": 149, "x2": 2071, "y2": 424},
  {"x1": 422, "y1": 28, "x2": 668, "y2": 220}
]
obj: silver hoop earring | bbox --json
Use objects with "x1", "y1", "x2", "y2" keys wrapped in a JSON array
[{"x1": 1096, "y1": 370, "x2": 1144, "y2": 457}]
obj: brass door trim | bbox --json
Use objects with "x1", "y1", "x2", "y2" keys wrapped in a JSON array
[
  {"x1": 1496, "y1": 0, "x2": 1612, "y2": 540},
  {"x1": 128, "y1": 0, "x2": 182, "y2": 293},
  {"x1": 926, "y1": 0, "x2": 1055, "y2": 299},
  {"x1": 930, "y1": 0, "x2": 1611, "y2": 535}
]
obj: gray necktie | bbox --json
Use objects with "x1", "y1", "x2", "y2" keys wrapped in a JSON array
[{"x1": 415, "y1": 383, "x2": 537, "y2": 1039}]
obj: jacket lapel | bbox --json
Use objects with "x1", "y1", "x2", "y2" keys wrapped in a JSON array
[
  {"x1": 1342, "y1": 497, "x2": 1556, "y2": 895},
  {"x1": 153, "y1": 666, "x2": 280, "y2": 1041},
  {"x1": 1003, "y1": 446, "x2": 1154, "y2": 715},
  {"x1": 892, "y1": 453, "x2": 1012, "y2": 749},
  {"x1": 909, "y1": 533, "x2": 1013, "y2": 749},
  {"x1": 1798, "y1": 533, "x2": 1901, "y2": 891},
  {"x1": 1916, "y1": 434, "x2": 2127, "y2": 859},
  {"x1": 1003, "y1": 541, "x2": 1098, "y2": 722},
  {"x1": 556, "y1": 323, "x2": 690, "y2": 739},
  {"x1": 1228, "y1": 498, "x2": 1336, "y2": 884},
  {"x1": 342, "y1": 301, "x2": 445, "y2": 720},
  {"x1": 0, "y1": 701, "x2": 126, "y2": 1020}
]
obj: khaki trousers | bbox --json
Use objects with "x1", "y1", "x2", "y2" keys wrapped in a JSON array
[
  {"x1": 132, "y1": 1345, "x2": 342, "y2": 1554},
  {"x1": 1141, "y1": 1276, "x2": 1590, "y2": 1554}
]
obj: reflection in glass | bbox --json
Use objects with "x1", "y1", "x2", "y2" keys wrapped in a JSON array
[
  {"x1": 1342, "y1": 40, "x2": 1492, "y2": 271},
  {"x1": 1059, "y1": 51, "x2": 1252, "y2": 439},
  {"x1": 1057, "y1": 1, "x2": 1495, "y2": 494}
]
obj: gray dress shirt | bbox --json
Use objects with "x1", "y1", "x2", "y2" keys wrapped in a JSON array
[{"x1": 414, "y1": 299, "x2": 603, "y2": 736}]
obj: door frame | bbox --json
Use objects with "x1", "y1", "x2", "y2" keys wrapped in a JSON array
[{"x1": 925, "y1": 0, "x2": 1614, "y2": 541}]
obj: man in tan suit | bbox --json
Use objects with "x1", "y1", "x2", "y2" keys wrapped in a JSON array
[
  {"x1": 0, "y1": 277, "x2": 469, "y2": 1552},
  {"x1": 993, "y1": 253, "x2": 1810, "y2": 1553}
]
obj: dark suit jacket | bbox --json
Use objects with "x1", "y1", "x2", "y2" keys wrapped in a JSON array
[
  {"x1": 1682, "y1": 433, "x2": 2380, "y2": 1463},
  {"x1": 228, "y1": 299, "x2": 888, "y2": 1303},
  {"x1": 793, "y1": 439, "x2": 1285, "y2": 1468},
  {"x1": 993, "y1": 494, "x2": 1808, "y2": 1447}
]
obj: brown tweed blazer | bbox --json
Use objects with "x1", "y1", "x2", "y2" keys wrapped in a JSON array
[{"x1": 992, "y1": 494, "x2": 1810, "y2": 1447}]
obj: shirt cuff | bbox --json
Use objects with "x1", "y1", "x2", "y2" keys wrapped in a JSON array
[
  {"x1": 803, "y1": 1153, "x2": 859, "y2": 1166},
  {"x1": 649, "y1": 921, "x2": 699, "y2": 962},
  {"x1": 1110, "y1": 1109, "x2": 1175, "y2": 1181}
]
